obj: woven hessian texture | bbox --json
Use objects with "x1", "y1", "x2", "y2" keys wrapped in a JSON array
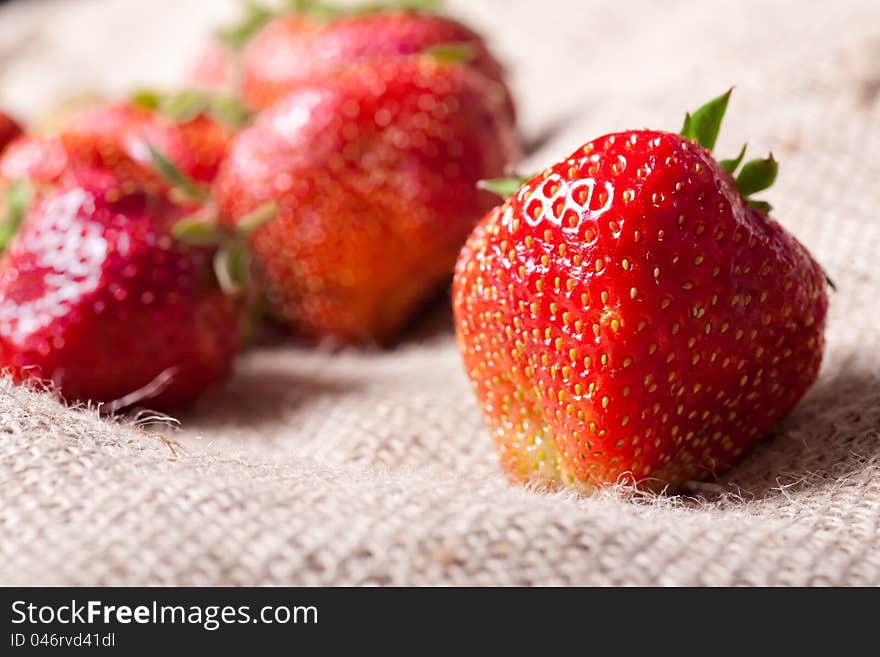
[{"x1": 1, "y1": 0, "x2": 879, "y2": 585}]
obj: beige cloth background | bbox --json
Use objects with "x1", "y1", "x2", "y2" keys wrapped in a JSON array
[{"x1": 1, "y1": 0, "x2": 879, "y2": 586}]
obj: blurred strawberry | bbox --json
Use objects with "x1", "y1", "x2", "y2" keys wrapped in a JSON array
[
  {"x1": 237, "y1": 4, "x2": 513, "y2": 116},
  {"x1": 59, "y1": 93, "x2": 249, "y2": 185},
  {"x1": 0, "y1": 136, "x2": 242, "y2": 410},
  {"x1": 214, "y1": 54, "x2": 519, "y2": 343}
]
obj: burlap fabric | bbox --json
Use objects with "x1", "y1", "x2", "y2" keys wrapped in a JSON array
[{"x1": 1, "y1": 0, "x2": 878, "y2": 586}]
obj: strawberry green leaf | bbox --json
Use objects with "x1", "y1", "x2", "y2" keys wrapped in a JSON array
[
  {"x1": 236, "y1": 201, "x2": 279, "y2": 237},
  {"x1": 736, "y1": 154, "x2": 777, "y2": 197},
  {"x1": 424, "y1": 42, "x2": 477, "y2": 64},
  {"x1": 0, "y1": 181, "x2": 30, "y2": 251},
  {"x1": 132, "y1": 89, "x2": 251, "y2": 128},
  {"x1": 823, "y1": 270, "x2": 837, "y2": 291},
  {"x1": 158, "y1": 90, "x2": 213, "y2": 124},
  {"x1": 207, "y1": 95, "x2": 252, "y2": 128},
  {"x1": 382, "y1": 0, "x2": 442, "y2": 10},
  {"x1": 172, "y1": 215, "x2": 225, "y2": 246},
  {"x1": 131, "y1": 88, "x2": 162, "y2": 111},
  {"x1": 217, "y1": 1, "x2": 274, "y2": 49},
  {"x1": 680, "y1": 88, "x2": 732, "y2": 152},
  {"x1": 290, "y1": 0, "x2": 441, "y2": 18},
  {"x1": 747, "y1": 199, "x2": 772, "y2": 213},
  {"x1": 213, "y1": 242, "x2": 251, "y2": 296},
  {"x1": 478, "y1": 177, "x2": 531, "y2": 200},
  {"x1": 147, "y1": 144, "x2": 210, "y2": 202},
  {"x1": 720, "y1": 143, "x2": 747, "y2": 175}
]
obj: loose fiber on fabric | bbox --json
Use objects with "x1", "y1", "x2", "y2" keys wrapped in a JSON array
[{"x1": 0, "y1": 0, "x2": 878, "y2": 586}]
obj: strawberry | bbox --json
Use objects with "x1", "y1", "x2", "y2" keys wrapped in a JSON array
[
  {"x1": 0, "y1": 112, "x2": 22, "y2": 155},
  {"x1": 59, "y1": 95, "x2": 245, "y2": 185},
  {"x1": 0, "y1": 132, "x2": 166, "y2": 195},
  {"x1": 453, "y1": 91, "x2": 829, "y2": 491},
  {"x1": 238, "y1": 6, "x2": 513, "y2": 116},
  {"x1": 0, "y1": 136, "x2": 241, "y2": 410},
  {"x1": 214, "y1": 54, "x2": 519, "y2": 343}
]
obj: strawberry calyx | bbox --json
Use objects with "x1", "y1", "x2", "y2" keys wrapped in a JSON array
[
  {"x1": 681, "y1": 89, "x2": 777, "y2": 213},
  {"x1": 0, "y1": 180, "x2": 31, "y2": 252},
  {"x1": 147, "y1": 144, "x2": 211, "y2": 203},
  {"x1": 173, "y1": 204, "x2": 277, "y2": 296},
  {"x1": 132, "y1": 88, "x2": 251, "y2": 129},
  {"x1": 173, "y1": 207, "x2": 275, "y2": 345},
  {"x1": 218, "y1": 0, "x2": 443, "y2": 49},
  {"x1": 217, "y1": 1, "x2": 275, "y2": 50},
  {"x1": 682, "y1": 91, "x2": 835, "y2": 289},
  {"x1": 148, "y1": 143, "x2": 277, "y2": 297}
]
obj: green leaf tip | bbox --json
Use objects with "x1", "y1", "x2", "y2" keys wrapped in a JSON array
[
  {"x1": 424, "y1": 42, "x2": 477, "y2": 64},
  {"x1": 171, "y1": 215, "x2": 224, "y2": 246},
  {"x1": 824, "y1": 270, "x2": 837, "y2": 291},
  {"x1": 147, "y1": 144, "x2": 210, "y2": 203},
  {"x1": 289, "y1": 0, "x2": 442, "y2": 19},
  {"x1": 720, "y1": 143, "x2": 747, "y2": 175},
  {"x1": 681, "y1": 88, "x2": 733, "y2": 152},
  {"x1": 131, "y1": 89, "x2": 251, "y2": 129},
  {"x1": 219, "y1": 0, "x2": 443, "y2": 49},
  {"x1": 217, "y1": 1, "x2": 274, "y2": 49},
  {"x1": 237, "y1": 202, "x2": 279, "y2": 237},
  {"x1": 131, "y1": 89, "x2": 161, "y2": 111},
  {"x1": 213, "y1": 242, "x2": 252, "y2": 297},
  {"x1": 0, "y1": 181, "x2": 31, "y2": 252},
  {"x1": 736, "y1": 154, "x2": 778, "y2": 197},
  {"x1": 478, "y1": 177, "x2": 530, "y2": 200}
]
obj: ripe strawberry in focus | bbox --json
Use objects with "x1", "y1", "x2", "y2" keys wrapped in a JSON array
[
  {"x1": 0, "y1": 137, "x2": 241, "y2": 410},
  {"x1": 215, "y1": 55, "x2": 519, "y2": 343},
  {"x1": 453, "y1": 91, "x2": 829, "y2": 491},
  {"x1": 239, "y1": 6, "x2": 513, "y2": 116},
  {"x1": 0, "y1": 112, "x2": 23, "y2": 154}
]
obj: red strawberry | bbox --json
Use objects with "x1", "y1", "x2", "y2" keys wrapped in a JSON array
[
  {"x1": 215, "y1": 55, "x2": 519, "y2": 343},
  {"x1": 239, "y1": 9, "x2": 512, "y2": 116},
  {"x1": 0, "y1": 112, "x2": 22, "y2": 155},
  {"x1": 60, "y1": 98, "x2": 239, "y2": 184},
  {"x1": 0, "y1": 138, "x2": 241, "y2": 410},
  {"x1": 453, "y1": 91, "x2": 828, "y2": 491},
  {"x1": 0, "y1": 132, "x2": 166, "y2": 195}
]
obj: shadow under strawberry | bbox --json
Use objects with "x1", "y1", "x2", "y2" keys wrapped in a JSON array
[{"x1": 710, "y1": 365, "x2": 880, "y2": 503}]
